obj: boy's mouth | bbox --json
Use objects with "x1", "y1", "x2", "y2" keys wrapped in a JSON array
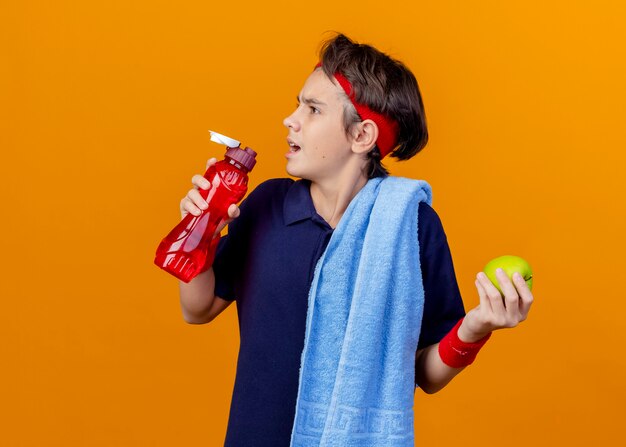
[{"x1": 287, "y1": 138, "x2": 301, "y2": 153}]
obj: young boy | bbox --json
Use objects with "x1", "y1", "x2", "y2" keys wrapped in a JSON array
[{"x1": 178, "y1": 34, "x2": 533, "y2": 447}]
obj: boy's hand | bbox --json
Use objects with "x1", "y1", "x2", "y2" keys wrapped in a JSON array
[
  {"x1": 458, "y1": 269, "x2": 534, "y2": 343},
  {"x1": 179, "y1": 157, "x2": 241, "y2": 238}
]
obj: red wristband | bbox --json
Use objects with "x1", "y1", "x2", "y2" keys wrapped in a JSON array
[{"x1": 438, "y1": 317, "x2": 492, "y2": 368}]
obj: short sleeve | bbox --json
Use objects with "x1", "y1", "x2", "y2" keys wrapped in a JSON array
[
  {"x1": 212, "y1": 235, "x2": 237, "y2": 301},
  {"x1": 417, "y1": 202, "x2": 466, "y2": 350},
  {"x1": 212, "y1": 178, "x2": 292, "y2": 302},
  {"x1": 212, "y1": 187, "x2": 256, "y2": 302}
]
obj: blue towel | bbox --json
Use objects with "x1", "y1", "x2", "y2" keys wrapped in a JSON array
[{"x1": 289, "y1": 176, "x2": 433, "y2": 447}]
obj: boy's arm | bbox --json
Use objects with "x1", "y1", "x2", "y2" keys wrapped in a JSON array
[
  {"x1": 179, "y1": 267, "x2": 234, "y2": 324},
  {"x1": 179, "y1": 267, "x2": 215, "y2": 324},
  {"x1": 178, "y1": 231, "x2": 235, "y2": 324},
  {"x1": 415, "y1": 269, "x2": 534, "y2": 393},
  {"x1": 414, "y1": 342, "x2": 465, "y2": 394}
]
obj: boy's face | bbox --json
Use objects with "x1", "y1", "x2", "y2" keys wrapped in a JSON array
[{"x1": 283, "y1": 68, "x2": 354, "y2": 182}]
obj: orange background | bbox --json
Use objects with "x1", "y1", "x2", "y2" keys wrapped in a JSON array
[{"x1": 2, "y1": 1, "x2": 625, "y2": 445}]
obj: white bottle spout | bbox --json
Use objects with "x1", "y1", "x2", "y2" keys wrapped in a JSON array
[{"x1": 208, "y1": 130, "x2": 240, "y2": 148}]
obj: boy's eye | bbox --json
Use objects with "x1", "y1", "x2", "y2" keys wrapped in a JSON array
[{"x1": 310, "y1": 106, "x2": 320, "y2": 114}]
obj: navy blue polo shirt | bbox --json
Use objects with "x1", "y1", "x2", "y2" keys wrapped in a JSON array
[{"x1": 212, "y1": 177, "x2": 466, "y2": 447}]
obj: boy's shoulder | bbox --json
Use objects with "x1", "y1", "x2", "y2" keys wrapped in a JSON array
[
  {"x1": 417, "y1": 200, "x2": 451, "y2": 250},
  {"x1": 418, "y1": 200, "x2": 436, "y2": 218}
]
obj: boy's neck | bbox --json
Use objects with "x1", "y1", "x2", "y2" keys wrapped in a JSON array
[{"x1": 309, "y1": 171, "x2": 369, "y2": 229}]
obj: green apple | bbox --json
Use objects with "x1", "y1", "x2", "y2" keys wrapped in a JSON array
[{"x1": 483, "y1": 255, "x2": 533, "y2": 295}]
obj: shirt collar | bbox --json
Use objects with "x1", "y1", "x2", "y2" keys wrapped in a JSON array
[{"x1": 283, "y1": 179, "x2": 318, "y2": 226}]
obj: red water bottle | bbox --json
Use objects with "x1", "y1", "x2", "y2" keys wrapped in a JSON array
[{"x1": 154, "y1": 131, "x2": 257, "y2": 283}]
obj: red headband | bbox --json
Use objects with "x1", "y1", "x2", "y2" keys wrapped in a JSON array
[{"x1": 315, "y1": 62, "x2": 399, "y2": 158}]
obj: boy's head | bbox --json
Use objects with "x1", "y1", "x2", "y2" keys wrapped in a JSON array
[{"x1": 318, "y1": 33, "x2": 429, "y2": 178}]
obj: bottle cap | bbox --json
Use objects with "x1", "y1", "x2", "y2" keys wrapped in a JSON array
[
  {"x1": 208, "y1": 130, "x2": 241, "y2": 148},
  {"x1": 226, "y1": 147, "x2": 257, "y2": 172}
]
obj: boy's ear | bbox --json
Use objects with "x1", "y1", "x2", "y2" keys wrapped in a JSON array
[{"x1": 351, "y1": 119, "x2": 379, "y2": 155}]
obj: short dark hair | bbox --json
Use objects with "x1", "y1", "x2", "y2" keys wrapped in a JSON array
[{"x1": 318, "y1": 33, "x2": 429, "y2": 178}]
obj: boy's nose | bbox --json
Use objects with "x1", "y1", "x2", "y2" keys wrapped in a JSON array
[{"x1": 283, "y1": 113, "x2": 300, "y2": 132}]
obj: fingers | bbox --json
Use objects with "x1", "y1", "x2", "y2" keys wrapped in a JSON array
[
  {"x1": 227, "y1": 204, "x2": 240, "y2": 219},
  {"x1": 205, "y1": 157, "x2": 217, "y2": 170},
  {"x1": 191, "y1": 174, "x2": 211, "y2": 190},
  {"x1": 180, "y1": 174, "x2": 211, "y2": 218},
  {"x1": 180, "y1": 189, "x2": 208, "y2": 217},
  {"x1": 215, "y1": 204, "x2": 241, "y2": 226},
  {"x1": 474, "y1": 275, "x2": 492, "y2": 314},
  {"x1": 214, "y1": 204, "x2": 240, "y2": 234},
  {"x1": 476, "y1": 269, "x2": 531, "y2": 331},
  {"x1": 495, "y1": 268, "x2": 523, "y2": 322},
  {"x1": 179, "y1": 160, "x2": 240, "y2": 223},
  {"x1": 514, "y1": 274, "x2": 534, "y2": 321},
  {"x1": 476, "y1": 271, "x2": 506, "y2": 316}
]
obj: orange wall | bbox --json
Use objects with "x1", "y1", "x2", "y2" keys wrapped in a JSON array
[{"x1": 2, "y1": 1, "x2": 625, "y2": 445}]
